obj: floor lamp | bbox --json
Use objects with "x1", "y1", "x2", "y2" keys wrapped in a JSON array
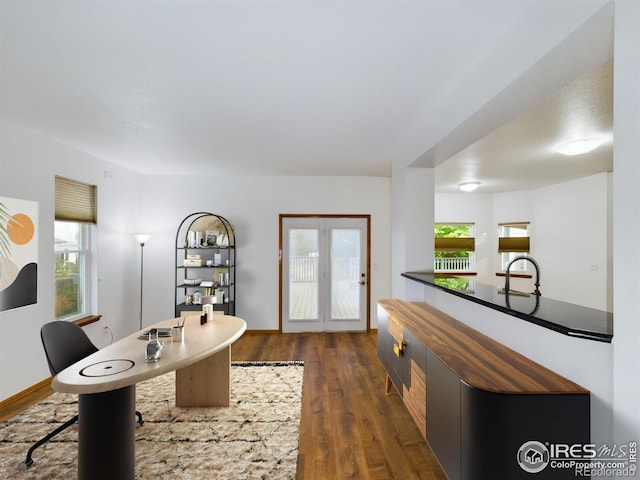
[{"x1": 134, "y1": 234, "x2": 150, "y2": 330}]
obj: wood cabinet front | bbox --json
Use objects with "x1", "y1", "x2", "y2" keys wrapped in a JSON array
[{"x1": 377, "y1": 300, "x2": 590, "y2": 480}]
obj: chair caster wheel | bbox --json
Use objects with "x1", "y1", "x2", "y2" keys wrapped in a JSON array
[{"x1": 18, "y1": 459, "x2": 33, "y2": 470}]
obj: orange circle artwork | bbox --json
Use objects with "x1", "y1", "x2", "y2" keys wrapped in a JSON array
[{"x1": 7, "y1": 213, "x2": 35, "y2": 245}]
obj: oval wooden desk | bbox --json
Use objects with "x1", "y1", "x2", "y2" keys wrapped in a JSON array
[{"x1": 52, "y1": 314, "x2": 247, "y2": 480}]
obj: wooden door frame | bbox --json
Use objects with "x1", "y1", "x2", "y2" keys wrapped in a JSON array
[{"x1": 279, "y1": 214, "x2": 371, "y2": 333}]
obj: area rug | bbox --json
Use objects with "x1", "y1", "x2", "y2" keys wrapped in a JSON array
[{"x1": 0, "y1": 361, "x2": 304, "y2": 479}]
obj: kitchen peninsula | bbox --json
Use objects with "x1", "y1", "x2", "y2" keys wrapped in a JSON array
[
  {"x1": 402, "y1": 271, "x2": 613, "y2": 343},
  {"x1": 378, "y1": 299, "x2": 591, "y2": 479}
]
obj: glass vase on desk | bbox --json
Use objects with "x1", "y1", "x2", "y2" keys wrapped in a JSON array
[{"x1": 145, "y1": 328, "x2": 163, "y2": 362}]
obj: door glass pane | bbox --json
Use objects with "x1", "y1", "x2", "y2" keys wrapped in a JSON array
[
  {"x1": 331, "y1": 229, "x2": 360, "y2": 319},
  {"x1": 288, "y1": 229, "x2": 318, "y2": 319}
]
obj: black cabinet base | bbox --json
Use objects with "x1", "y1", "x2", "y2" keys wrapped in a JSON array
[{"x1": 461, "y1": 386, "x2": 590, "y2": 479}]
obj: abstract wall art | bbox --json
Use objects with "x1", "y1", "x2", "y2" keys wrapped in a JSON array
[{"x1": 0, "y1": 196, "x2": 38, "y2": 312}]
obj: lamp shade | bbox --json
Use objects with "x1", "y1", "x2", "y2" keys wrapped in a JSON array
[{"x1": 134, "y1": 234, "x2": 150, "y2": 245}]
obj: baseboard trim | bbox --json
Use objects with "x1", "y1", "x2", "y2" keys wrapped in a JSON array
[
  {"x1": 0, "y1": 377, "x2": 53, "y2": 423},
  {"x1": 232, "y1": 360, "x2": 305, "y2": 367},
  {"x1": 245, "y1": 329, "x2": 377, "y2": 334}
]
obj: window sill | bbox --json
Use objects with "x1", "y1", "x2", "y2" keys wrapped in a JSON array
[
  {"x1": 495, "y1": 273, "x2": 532, "y2": 279},
  {"x1": 73, "y1": 315, "x2": 102, "y2": 327},
  {"x1": 435, "y1": 271, "x2": 477, "y2": 276}
]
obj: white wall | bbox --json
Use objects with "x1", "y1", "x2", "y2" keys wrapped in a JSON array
[
  {"x1": 533, "y1": 173, "x2": 610, "y2": 310},
  {"x1": 435, "y1": 173, "x2": 611, "y2": 311},
  {"x1": 137, "y1": 174, "x2": 391, "y2": 332},
  {"x1": 400, "y1": 0, "x2": 640, "y2": 454},
  {"x1": 612, "y1": 0, "x2": 640, "y2": 450},
  {"x1": 0, "y1": 124, "x2": 392, "y2": 402},
  {"x1": 0, "y1": 120, "x2": 143, "y2": 400}
]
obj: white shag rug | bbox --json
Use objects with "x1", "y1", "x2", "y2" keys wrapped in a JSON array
[{"x1": 0, "y1": 362, "x2": 304, "y2": 479}]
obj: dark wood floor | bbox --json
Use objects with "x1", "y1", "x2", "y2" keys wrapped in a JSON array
[
  {"x1": 231, "y1": 331, "x2": 447, "y2": 480},
  {"x1": 1, "y1": 331, "x2": 447, "y2": 479}
]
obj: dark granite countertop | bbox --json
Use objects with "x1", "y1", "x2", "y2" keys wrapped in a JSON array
[{"x1": 402, "y1": 271, "x2": 613, "y2": 343}]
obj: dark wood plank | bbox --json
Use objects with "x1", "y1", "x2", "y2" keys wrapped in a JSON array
[
  {"x1": 232, "y1": 331, "x2": 447, "y2": 480},
  {"x1": 3, "y1": 331, "x2": 446, "y2": 479}
]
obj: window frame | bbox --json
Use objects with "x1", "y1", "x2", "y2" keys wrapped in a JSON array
[
  {"x1": 54, "y1": 221, "x2": 96, "y2": 321},
  {"x1": 434, "y1": 223, "x2": 476, "y2": 273},
  {"x1": 54, "y1": 175, "x2": 98, "y2": 322},
  {"x1": 498, "y1": 222, "x2": 530, "y2": 273}
]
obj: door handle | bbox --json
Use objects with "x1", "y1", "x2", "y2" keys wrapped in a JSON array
[{"x1": 359, "y1": 280, "x2": 367, "y2": 286}]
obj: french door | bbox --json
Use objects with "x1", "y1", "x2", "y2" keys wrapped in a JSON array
[{"x1": 280, "y1": 215, "x2": 370, "y2": 332}]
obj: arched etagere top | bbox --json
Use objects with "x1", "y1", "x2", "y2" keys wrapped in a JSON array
[{"x1": 174, "y1": 212, "x2": 236, "y2": 317}]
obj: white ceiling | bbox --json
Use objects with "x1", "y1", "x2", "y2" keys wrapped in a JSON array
[
  {"x1": 0, "y1": 0, "x2": 612, "y2": 184},
  {"x1": 435, "y1": 59, "x2": 613, "y2": 193}
]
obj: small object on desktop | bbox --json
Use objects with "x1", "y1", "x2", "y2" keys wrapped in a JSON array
[{"x1": 145, "y1": 328, "x2": 163, "y2": 362}]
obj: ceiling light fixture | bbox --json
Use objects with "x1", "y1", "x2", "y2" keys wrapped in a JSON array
[
  {"x1": 458, "y1": 182, "x2": 480, "y2": 192},
  {"x1": 554, "y1": 137, "x2": 603, "y2": 156}
]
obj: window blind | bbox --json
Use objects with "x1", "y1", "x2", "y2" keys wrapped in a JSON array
[
  {"x1": 498, "y1": 222, "x2": 529, "y2": 253},
  {"x1": 498, "y1": 237, "x2": 530, "y2": 253},
  {"x1": 55, "y1": 176, "x2": 97, "y2": 224},
  {"x1": 434, "y1": 237, "x2": 475, "y2": 252}
]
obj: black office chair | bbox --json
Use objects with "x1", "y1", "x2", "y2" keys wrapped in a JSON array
[{"x1": 18, "y1": 321, "x2": 143, "y2": 470}]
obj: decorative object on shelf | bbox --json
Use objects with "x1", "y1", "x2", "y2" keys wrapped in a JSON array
[
  {"x1": 192, "y1": 291, "x2": 202, "y2": 304},
  {"x1": 215, "y1": 288, "x2": 225, "y2": 304},
  {"x1": 175, "y1": 212, "x2": 236, "y2": 317},
  {"x1": 206, "y1": 230, "x2": 217, "y2": 246},
  {"x1": 134, "y1": 234, "x2": 150, "y2": 330},
  {"x1": 187, "y1": 230, "x2": 205, "y2": 248},
  {"x1": 184, "y1": 254, "x2": 204, "y2": 266},
  {"x1": 201, "y1": 294, "x2": 215, "y2": 304}
]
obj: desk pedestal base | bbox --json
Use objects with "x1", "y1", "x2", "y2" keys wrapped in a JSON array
[
  {"x1": 176, "y1": 345, "x2": 230, "y2": 407},
  {"x1": 78, "y1": 386, "x2": 135, "y2": 480}
]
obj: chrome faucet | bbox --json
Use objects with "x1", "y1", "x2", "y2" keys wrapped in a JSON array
[{"x1": 505, "y1": 255, "x2": 541, "y2": 296}]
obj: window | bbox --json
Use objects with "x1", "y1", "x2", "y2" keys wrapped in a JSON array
[
  {"x1": 434, "y1": 224, "x2": 475, "y2": 272},
  {"x1": 54, "y1": 176, "x2": 97, "y2": 320},
  {"x1": 498, "y1": 222, "x2": 530, "y2": 272}
]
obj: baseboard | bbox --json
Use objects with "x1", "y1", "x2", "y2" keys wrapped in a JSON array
[
  {"x1": 244, "y1": 329, "x2": 378, "y2": 334},
  {"x1": 244, "y1": 329, "x2": 281, "y2": 334},
  {"x1": 0, "y1": 377, "x2": 53, "y2": 423}
]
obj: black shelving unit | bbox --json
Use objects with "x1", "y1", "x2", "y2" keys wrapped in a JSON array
[{"x1": 175, "y1": 212, "x2": 236, "y2": 317}]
